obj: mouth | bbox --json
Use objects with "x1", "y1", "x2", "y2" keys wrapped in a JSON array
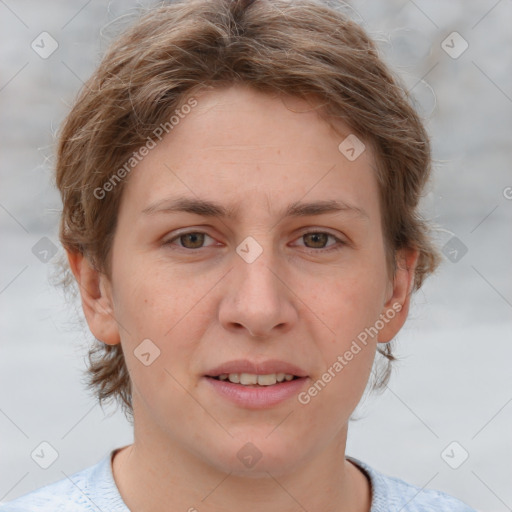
[
  {"x1": 208, "y1": 372, "x2": 301, "y2": 386},
  {"x1": 203, "y1": 360, "x2": 308, "y2": 408},
  {"x1": 205, "y1": 359, "x2": 308, "y2": 385}
]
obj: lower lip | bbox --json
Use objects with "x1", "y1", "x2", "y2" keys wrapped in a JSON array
[{"x1": 204, "y1": 376, "x2": 308, "y2": 409}]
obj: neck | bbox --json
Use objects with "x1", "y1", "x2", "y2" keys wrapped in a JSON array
[{"x1": 112, "y1": 416, "x2": 371, "y2": 512}]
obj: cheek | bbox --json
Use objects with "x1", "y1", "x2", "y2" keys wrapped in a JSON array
[
  {"x1": 112, "y1": 253, "x2": 188, "y2": 334},
  {"x1": 306, "y1": 257, "x2": 388, "y2": 392},
  {"x1": 313, "y1": 263, "x2": 388, "y2": 339},
  {"x1": 304, "y1": 278, "x2": 381, "y2": 413},
  {"x1": 111, "y1": 256, "x2": 209, "y2": 379},
  {"x1": 114, "y1": 268, "x2": 197, "y2": 413}
]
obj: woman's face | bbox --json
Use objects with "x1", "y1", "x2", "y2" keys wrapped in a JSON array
[{"x1": 89, "y1": 84, "x2": 412, "y2": 476}]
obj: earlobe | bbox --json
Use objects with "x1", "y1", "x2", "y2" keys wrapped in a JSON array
[
  {"x1": 67, "y1": 250, "x2": 121, "y2": 346},
  {"x1": 377, "y1": 248, "x2": 419, "y2": 343}
]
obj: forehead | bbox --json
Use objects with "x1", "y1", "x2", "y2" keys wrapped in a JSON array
[{"x1": 119, "y1": 84, "x2": 381, "y2": 222}]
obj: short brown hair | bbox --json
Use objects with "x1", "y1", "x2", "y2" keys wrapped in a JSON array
[{"x1": 55, "y1": 0, "x2": 441, "y2": 422}]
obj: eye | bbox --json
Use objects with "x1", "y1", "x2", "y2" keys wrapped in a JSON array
[
  {"x1": 164, "y1": 231, "x2": 216, "y2": 250},
  {"x1": 294, "y1": 231, "x2": 345, "y2": 252},
  {"x1": 163, "y1": 230, "x2": 346, "y2": 252}
]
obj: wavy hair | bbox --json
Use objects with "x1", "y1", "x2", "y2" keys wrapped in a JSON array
[{"x1": 55, "y1": 0, "x2": 441, "y2": 422}]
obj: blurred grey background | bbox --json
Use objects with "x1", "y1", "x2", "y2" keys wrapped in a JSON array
[{"x1": 0, "y1": 1, "x2": 511, "y2": 510}]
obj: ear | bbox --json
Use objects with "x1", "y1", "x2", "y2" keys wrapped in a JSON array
[
  {"x1": 377, "y1": 248, "x2": 419, "y2": 343},
  {"x1": 67, "y1": 250, "x2": 121, "y2": 346}
]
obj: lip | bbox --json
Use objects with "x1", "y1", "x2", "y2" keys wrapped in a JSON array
[
  {"x1": 203, "y1": 375, "x2": 309, "y2": 409},
  {"x1": 205, "y1": 359, "x2": 308, "y2": 378}
]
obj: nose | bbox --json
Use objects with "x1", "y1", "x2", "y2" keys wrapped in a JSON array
[{"x1": 218, "y1": 249, "x2": 298, "y2": 339}]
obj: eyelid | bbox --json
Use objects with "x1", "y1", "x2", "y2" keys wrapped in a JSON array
[
  {"x1": 164, "y1": 227, "x2": 347, "y2": 252},
  {"x1": 292, "y1": 230, "x2": 346, "y2": 251},
  {"x1": 163, "y1": 229, "x2": 218, "y2": 247}
]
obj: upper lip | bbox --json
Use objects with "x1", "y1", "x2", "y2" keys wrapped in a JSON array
[{"x1": 205, "y1": 359, "x2": 308, "y2": 378}]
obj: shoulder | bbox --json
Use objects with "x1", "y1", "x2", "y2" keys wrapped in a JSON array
[
  {"x1": 347, "y1": 456, "x2": 478, "y2": 512},
  {"x1": 0, "y1": 451, "x2": 128, "y2": 512},
  {"x1": 0, "y1": 465, "x2": 96, "y2": 512}
]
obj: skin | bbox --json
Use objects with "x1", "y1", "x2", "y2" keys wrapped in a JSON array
[{"x1": 69, "y1": 84, "x2": 418, "y2": 512}]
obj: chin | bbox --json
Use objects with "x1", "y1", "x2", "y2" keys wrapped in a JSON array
[{"x1": 201, "y1": 434, "x2": 309, "y2": 478}]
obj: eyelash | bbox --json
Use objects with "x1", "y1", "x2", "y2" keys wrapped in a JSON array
[{"x1": 163, "y1": 230, "x2": 346, "y2": 253}]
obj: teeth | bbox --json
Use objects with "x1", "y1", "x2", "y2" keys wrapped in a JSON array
[
  {"x1": 217, "y1": 373, "x2": 296, "y2": 385},
  {"x1": 228, "y1": 373, "x2": 240, "y2": 383},
  {"x1": 257, "y1": 374, "x2": 277, "y2": 386},
  {"x1": 239, "y1": 373, "x2": 258, "y2": 385}
]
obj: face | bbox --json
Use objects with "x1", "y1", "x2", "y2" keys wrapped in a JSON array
[{"x1": 73, "y1": 84, "x2": 415, "y2": 477}]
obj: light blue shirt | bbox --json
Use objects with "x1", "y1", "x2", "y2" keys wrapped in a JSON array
[{"x1": 0, "y1": 450, "x2": 477, "y2": 511}]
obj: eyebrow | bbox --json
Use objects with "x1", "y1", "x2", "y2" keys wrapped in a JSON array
[{"x1": 141, "y1": 196, "x2": 368, "y2": 220}]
